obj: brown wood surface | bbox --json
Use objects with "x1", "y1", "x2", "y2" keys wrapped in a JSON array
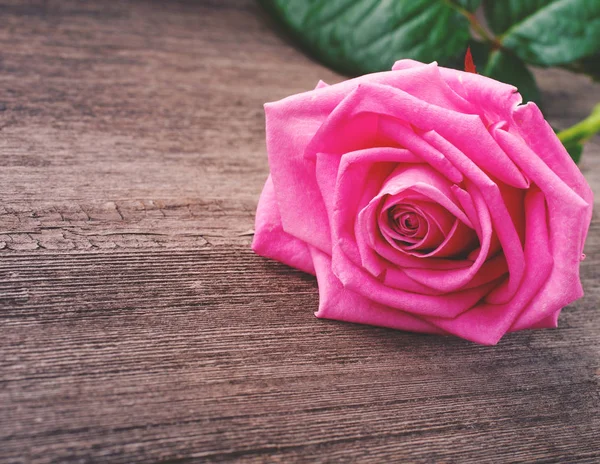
[{"x1": 1, "y1": 1, "x2": 599, "y2": 462}]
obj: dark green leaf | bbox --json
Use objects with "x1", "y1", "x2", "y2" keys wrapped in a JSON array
[
  {"x1": 498, "y1": 0, "x2": 600, "y2": 66},
  {"x1": 258, "y1": 0, "x2": 479, "y2": 75},
  {"x1": 483, "y1": 50, "x2": 542, "y2": 106},
  {"x1": 483, "y1": 0, "x2": 557, "y2": 35}
]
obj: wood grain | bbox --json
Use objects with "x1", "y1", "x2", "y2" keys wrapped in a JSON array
[{"x1": 0, "y1": 1, "x2": 599, "y2": 462}]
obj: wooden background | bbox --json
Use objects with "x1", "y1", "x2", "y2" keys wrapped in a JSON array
[{"x1": 1, "y1": 1, "x2": 599, "y2": 462}]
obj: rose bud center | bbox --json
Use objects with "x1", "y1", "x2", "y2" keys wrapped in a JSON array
[
  {"x1": 401, "y1": 213, "x2": 418, "y2": 230},
  {"x1": 388, "y1": 206, "x2": 426, "y2": 240}
]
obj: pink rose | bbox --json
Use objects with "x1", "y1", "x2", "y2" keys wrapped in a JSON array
[{"x1": 252, "y1": 60, "x2": 593, "y2": 345}]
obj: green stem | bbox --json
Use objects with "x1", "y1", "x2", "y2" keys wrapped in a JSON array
[
  {"x1": 464, "y1": 12, "x2": 500, "y2": 48},
  {"x1": 443, "y1": 0, "x2": 501, "y2": 49},
  {"x1": 557, "y1": 103, "x2": 600, "y2": 146}
]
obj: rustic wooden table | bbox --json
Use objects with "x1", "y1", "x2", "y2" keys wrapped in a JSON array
[{"x1": 1, "y1": 1, "x2": 599, "y2": 462}]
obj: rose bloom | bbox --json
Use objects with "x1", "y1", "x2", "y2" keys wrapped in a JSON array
[{"x1": 252, "y1": 60, "x2": 593, "y2": 345}]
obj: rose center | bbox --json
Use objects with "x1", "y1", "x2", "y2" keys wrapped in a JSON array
[
  {"x1": 400, "y1": 212, "x2": 418, "y2": 230},
  {"x1": 387, "y1": 206, "x2": 425, "y2": 240}
]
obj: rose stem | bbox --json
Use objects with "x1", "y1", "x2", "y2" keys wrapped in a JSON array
[{"x1": 557, "y1": 103, "x2": 600, "y2": 147}]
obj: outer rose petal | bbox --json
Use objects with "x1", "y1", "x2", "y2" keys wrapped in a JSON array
[
  {"x1": 521, "y1": 311, "x2": 560, "y2": 330},
  {"x1": 252, "y1": 175, "x2": 315, "y2": 275},
  {"x1": 512, "y1": 102, "x2": 593, "y2": 252},
  {"x1": 491, "y1": 127, "x2": 591, "y2": 329},
  {"x1": 393, "y1": 59, "x2": 521, "y2": 123},
  {"x1": 311, "y1": 247, "x2": 445, "y2": 336}
]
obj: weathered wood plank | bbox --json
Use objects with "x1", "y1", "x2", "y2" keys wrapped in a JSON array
[
  {"x1": 0, "y1": 0, "x2": 339, "y2": 251},
  {"x1": 0, "y1": 0, "x2": 599, "y2": 463},
  {"x1": 1, "y1": 244, "x2": 599, "y2": 463}
]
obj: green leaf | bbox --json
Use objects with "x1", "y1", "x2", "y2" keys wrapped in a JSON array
[
  {"x1": 497, "y1": 0, "x2": 600, "y2": 66},
  {"x1": 483, "y1": 0, "x2": 557, "y2": 35},
  {"x1": 483, "y1": 50, "x2": 542, "y2": 106},
  {"x1": 258, "y1": 0, "x2": 479, "y2": 75}
]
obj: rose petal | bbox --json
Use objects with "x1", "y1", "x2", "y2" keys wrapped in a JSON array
[
  {"x1": 493, "y1": 128, "x2": 589, "y2": 211},
  {"x1": 377, "y1": 164, "x2": 472, "y2": 228},
  {"x1": 316, "y1": 147, "x2": 419, "y2": 232},
  {"x1": 511, "y1": 102, "x2": 594, "y2": 256},
  {"x1": 393, "y1": 59, "x2": 522, "y2": 124},
  {"x1": 265, "y1": 102, "x2": 333, "y2": 252},
  {"x1": 381, "y1": 201, "x2": 445, "y2": 245},
  {"x1": 492, "y1": 127, "x2": 591, "y2": 329},
  {"x1": 348, "y1": 163, "x2": 476, "y2": 280},
  {"x1": 252, "y1": 175, "x2": 315, "y2": 275},
  {"x1": 513, "y1": 102, "x2": 593, "y2": 203},
  {"x1": 311, "y1": 246, "x2": 447, "y2": 335},
  {"x1": 306, "y1": 63, "x2": 475, "y2": 158},
  {"x1": 331, "y1": 240, "x2": 498, "y2": 318},
  {"x1": 356, "y1": 164, "x2": 478, "y2": 261},
  {"x1": 353, "y1": 79, "x2": 528, "y2": 189},
  {"x1": 520, "y1": 311, "x2": 560, "y2": 330},
  {"x1": 362, "y1": 208, "x2": 474, "y2": 271},
  {"x1": 421, "y1": 219, "x2": 478, "y2": 259},
  {"x1": 377, "y1": 118, "x2": 463, "y2": 183}
]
